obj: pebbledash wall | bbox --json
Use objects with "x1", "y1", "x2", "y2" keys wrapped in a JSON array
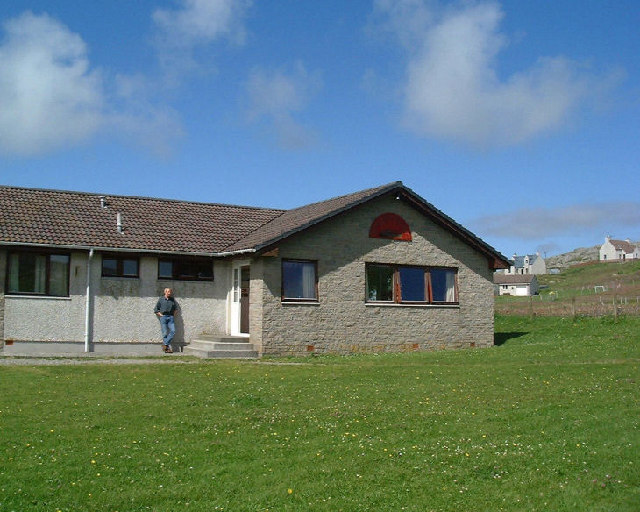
[
  {"x1": 0, "y1": 250, "x2": 229, "y2": 354},
  {"x1": 248, "y1": 196, "x2": 495, "y2": 356}
]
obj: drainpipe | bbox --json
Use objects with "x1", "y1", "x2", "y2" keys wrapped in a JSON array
[{"x1": 84, "y1": 248, "x2": 94, "y2": 352}]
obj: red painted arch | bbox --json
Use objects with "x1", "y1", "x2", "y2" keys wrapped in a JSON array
[{"x1": 369, "y1": 213, "x2": 412, "y2": 241}]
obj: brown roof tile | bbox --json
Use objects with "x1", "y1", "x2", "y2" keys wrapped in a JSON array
[
  {"x1": 0, "y1": 187, "x2": 284, "y2": 253},
  {"x1": 0, "y1": 183, "x2": 510, "y2": 269},
  {"x1": 609, "y1": 239, "x2": 637, "y2": 254},
  {"x1": 224, "y1": 182, "x2": 402, "y2": 251},
  {"x1": 493, "y1": 273, "x2": 537, "y2": 285}
]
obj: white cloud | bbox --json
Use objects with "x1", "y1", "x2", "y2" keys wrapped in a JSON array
[
  {"x1": 153, "y1": 0, "x2": 251, "y2": 73},
  {"x1": 0, "y1": 12, "x2": 182, "y2": 158},
  {"x1": 0, "y1": 12, "x2": 104, "y2": 156},
  {"x1": 472, "y1": 202, "x2": 640, "y2": 239},
  {"x1": 373, "y1": 1, "x2": 600, "y2": 148},
  {"x1": 245, "y1": 63, "x2": 322, "y2": 150}
]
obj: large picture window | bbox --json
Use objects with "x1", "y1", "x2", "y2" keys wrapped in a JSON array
[
  {"x1": 102, "y1": 255, "x2": 139, "y2": 278},
  {"x1": 158, "y1": 257, "x2": 213, "y2": 281},
  {"x1": 282, "y1": 260, "x2": 318, "y2": 301},
  {"x1": 6, "y1": 251, "x2": 70, "y2": 296},
  {"x1": 366, "y1": 264, "x2": 457, "y2": 304}
]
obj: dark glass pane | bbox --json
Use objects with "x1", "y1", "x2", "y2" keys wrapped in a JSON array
[
  {"x1": 283, "y1": 261, "x2": 316, "y2": 299},
  {"x1": 197, "y1": 261, "x2": 213, "y2": 279},
  {"x1": 8, "y1": 253, "x2": 46, "y2": 294},
  {"x1": 366, "y1": 265, "x2": 393, "y2": 301},
  {"x1": 159, "y1": 260, "x2": 173, "y2": 279},
  {"x1": 399, "y1": 267, "x2": 425, "y2": 301},
  {"x1": 102, "y1": 258, "x2": 118, "y2": 276},
  {"x1": 431, "y1": 269, "x2": 456, "y2": 302},
  {"x1": 49, "y1": 254, "x2": 69, "y2": 296},
  {"x1": 122, "y1": 259, "x2": 138, "y2": 276}
]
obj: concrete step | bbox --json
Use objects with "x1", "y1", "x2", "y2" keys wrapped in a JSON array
[{"x1": 185, "y1": 336, "x2": 258, "y2": 359}]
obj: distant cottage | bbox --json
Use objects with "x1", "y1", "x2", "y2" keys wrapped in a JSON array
[
  {"x1": 504, "y1": 253, "x2": 546, "y2": 275},
  {"x1": 0, "y1": 182, "x2": 509, "y2": 357},
  {"x1": 599, "y1": 236, "x2": 639, "y2": 262},
  {"x1": 493, "y1": 273, "x2": 539, "y2": 296}
]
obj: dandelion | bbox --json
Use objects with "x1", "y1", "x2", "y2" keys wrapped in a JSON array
[{"x1": 287, "y1": 488, "x2": 293, "y2": 495}]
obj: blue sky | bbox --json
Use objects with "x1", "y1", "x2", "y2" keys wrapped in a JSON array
[{"x1": 0, "y1": 0, "x2": 638, "y2": 258}]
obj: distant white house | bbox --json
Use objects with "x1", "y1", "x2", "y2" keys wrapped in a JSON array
[
  {"x1": 503, "y1": 253, "x2": 546, "y2": 275},
  {"x1": 493, "y1": 274, "x2": 539, "y2": 296},
  {"x1": 599, "y1": 237, "x2": 639, "y2": 262}
]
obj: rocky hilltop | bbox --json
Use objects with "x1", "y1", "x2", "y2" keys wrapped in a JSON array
[
  {"x1": 545, "y1": 241, "x2": 639, "y2": 270},
  {"x1": 545, "y1": 245, "x2": 600, "y2": 270}
]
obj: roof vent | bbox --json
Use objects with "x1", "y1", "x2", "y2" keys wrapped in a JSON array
[
  {"x1": 117, "y1": 212, "x2": 124, "y2": 234},
  {"x1": 99, "y1": 196, "x2": 108, "y2": 208}
]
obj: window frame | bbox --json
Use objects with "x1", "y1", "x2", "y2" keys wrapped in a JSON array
[
  {"x1": 281, "y1": 259, "x2": 319, "y2": 302},
  {"x1": 5, "y1": 249, "x2": 71, "y2": 297},
  {"x1": 157, "y1": 256, "x2": 214, "y2": 281},
  {"x1": 365, "y1": 263, "x2": 458, "y2": 305},
  {"x1": 101, "y1": 254, "x2": 140, "y2": 278}
]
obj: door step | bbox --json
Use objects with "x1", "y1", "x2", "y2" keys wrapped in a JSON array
[{"x1": 184, "y1": 335, "x2": 258, "y2": 359}]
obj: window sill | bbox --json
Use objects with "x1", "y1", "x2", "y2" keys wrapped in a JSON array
[
  {"x1": 281, "y1": 300, "x2": 320, "y2": 306},
  {"x1": 5, "y1": 294, "x2": 71, "y2": 301},
  {"x1": 365, "y1": 302, "x2": 459, "y2": 309}
]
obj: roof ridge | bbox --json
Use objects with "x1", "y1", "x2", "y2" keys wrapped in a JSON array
[
  {"x1": 0, "y1": 184, "x2": 286, "y2": 213},
  {"x1": 223, "y1": 181, "x2": 404, "y2": 251},
  {"x1": 285, "y1": 181, "x2": 402, "y2": 212}
]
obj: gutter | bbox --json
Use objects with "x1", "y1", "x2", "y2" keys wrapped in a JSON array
[{"x1": 0, "y1": 241, "x2": 256, "y2": 258}]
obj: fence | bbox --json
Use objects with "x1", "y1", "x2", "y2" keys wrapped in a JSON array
[{"x1": 495, "y1": 294, "x2": 640, "y2": 318}]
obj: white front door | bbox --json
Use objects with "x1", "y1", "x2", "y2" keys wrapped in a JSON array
[{"x1": 230, "y1": 261, "x2": 250, "y2": 337}]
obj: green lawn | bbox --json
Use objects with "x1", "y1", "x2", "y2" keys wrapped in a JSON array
[{"x1": 1, "y1": 316, "x2": 639, "y2": 511}]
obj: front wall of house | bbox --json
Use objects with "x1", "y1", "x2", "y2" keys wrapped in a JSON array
[
  {"x1": 251, "y1": 196, "x2": 495, "y2": 355},
  {"x1": 1, "y1": 249, "x2": 229, "y2": 348}
]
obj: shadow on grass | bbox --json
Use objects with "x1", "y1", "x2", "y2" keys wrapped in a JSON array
[{"x1": 494, "y1": 331, "x2": 528, "y2": 346}]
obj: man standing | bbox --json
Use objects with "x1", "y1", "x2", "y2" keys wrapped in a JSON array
[{"x1": 154, "y1": 288, "x2": 178, "y2": 353}]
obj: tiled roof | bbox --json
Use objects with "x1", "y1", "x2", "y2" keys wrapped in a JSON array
[
  {"x1": 494, "y1": 273, "x2": 537, "y2": 285},
  {"x1": 0, "y1": 187, "x2": 284, "y2": 253},
  {"x1": 224, "y1": 182, "x2": 401, "y2": 251},
  {"x1": 512, "y1": 254, "x2": 539, "y2": 268},
  {"x1": 0, "y1": 182, "x2": 510, "y2": 268},
  {"x1": 608, "y1": 239, "x2": 637, "y2": 254}
]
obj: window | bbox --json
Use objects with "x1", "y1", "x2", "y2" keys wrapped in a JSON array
[
  {"x1": 282, "y1": 260, "x2": 317, "y2": 301},
  {"x1": 158, "y1": 257, "x2": 213, "y2": 281},
  {"x1": 102, "y1": 255, "x2": 139, "y2": 278},
  {"x1": 366, "y1": 264, "x2": 457, "y2": 304},
  {"x1": 6, "y1": 251, "x2": 70, "y2": 296},
  {"x1": 369, "y1": 213, "x2": 412, "y2": 241}
]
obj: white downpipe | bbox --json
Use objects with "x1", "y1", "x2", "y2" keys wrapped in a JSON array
[{"x1": 84, "y1": 249, "x2": 94, "y2": 352}]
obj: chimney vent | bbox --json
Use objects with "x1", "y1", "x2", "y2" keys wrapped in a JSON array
[
  {"x1": 99, "y1": 196, "x2": 107, "y2": 208},
  {"x1": 117, "y1": 212, "x2": 124, "y2": 234}
]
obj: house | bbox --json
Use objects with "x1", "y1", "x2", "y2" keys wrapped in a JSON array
[
  {"x1": 599, "y1": 236, "x2": 639, "y2": 262},
  {"x1": 493, "y1": 274, "x2": 539, "y2": 296},
  {"x1": 503, "y1": 253, "x2": 546, "y2": 275},
  {"x1": 0, "y1": 182, "x2": 509, "y2": 357}
]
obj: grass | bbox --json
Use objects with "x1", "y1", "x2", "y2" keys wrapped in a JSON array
[
  {"x1": 1, "y1": 315, "x2": 639, "y2": 511},
  {"x1": 496, "y1": 260, "x2": 640, "y2": 316}
]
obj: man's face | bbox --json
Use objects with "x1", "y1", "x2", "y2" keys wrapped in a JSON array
[{"x1": 164, "y1": 288, "x2": 172, "y2": 298}]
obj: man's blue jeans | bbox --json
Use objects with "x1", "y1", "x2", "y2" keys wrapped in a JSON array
[{"x1": 159, "y1": 315, "x2": 175, "y2": 347}]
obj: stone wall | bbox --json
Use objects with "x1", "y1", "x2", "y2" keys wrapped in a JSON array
[{"x1": 250, "y1": 196, "x2": 495, "y2": 355}]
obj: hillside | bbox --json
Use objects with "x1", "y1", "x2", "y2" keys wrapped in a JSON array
[
  {"x1": 546, "y1": 241, "x2": 640, "y2": 270},
  {"x1": 545, "y1": 245, "x2": 599, "y2": 269},
  {"x1": 496, "y1": 259, "x2": 640, "y2": 316}
]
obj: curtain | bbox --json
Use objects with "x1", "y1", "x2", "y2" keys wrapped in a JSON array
[
  {"x1": 445, "y1": 270, "x2": 456, "y2": 302},
  {"x1": 8, "y1": 253, "x2": 46, "y2": 293},
  {"x1": 8, "y1": 254, "x2": 20, "y2": 292},
  {"x1": 301, "y1": 263, "x2": 316, "y2": 299}
]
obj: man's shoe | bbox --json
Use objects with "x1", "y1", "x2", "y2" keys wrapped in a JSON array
[{"x1": 164, "y1": 346, "x2": 173, "y2": 353}]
